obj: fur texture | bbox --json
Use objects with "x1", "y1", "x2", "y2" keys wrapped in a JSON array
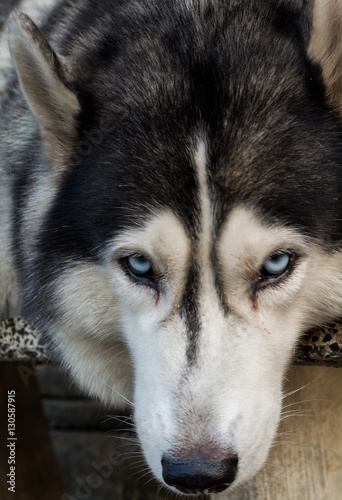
[{"x1": 1, "y1": 0, "x2": 342, "y2": 495}]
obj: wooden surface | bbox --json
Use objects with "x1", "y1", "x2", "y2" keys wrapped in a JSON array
[
  {"x1": 212, "y1": 365, "x2": 342, "y2": 499},
  {"x1": 251, "y1": 365, "x2": 342, "y2": 500},
  {"x1": 0, "y1": 363, "x2": 341, "y2": 499},
  {"x1": 218, "y1": 365, "x2": 342, "y2": 500},
  {"x1": 0, "y1": 362, "x2": 66, "y2": 499},
  {"x1": 41, "y1": 365, "x2": 342, "y2": 500}
]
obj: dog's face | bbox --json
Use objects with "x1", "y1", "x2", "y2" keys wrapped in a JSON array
[
  {"x1": 51, "y1": 196, "x2": 342, "y2": 494},
  {"x1": 7, "y1": 0, "x2": 342, "y2": 495}
]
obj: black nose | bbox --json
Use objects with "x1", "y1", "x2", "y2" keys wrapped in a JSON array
[{"x1": 161, "y1": 453, "x2": 238, "y2": 495}]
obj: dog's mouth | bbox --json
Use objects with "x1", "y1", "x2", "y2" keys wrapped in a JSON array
[{"x1": 170, "y1": 484, "x2": 232, "y2": 495}]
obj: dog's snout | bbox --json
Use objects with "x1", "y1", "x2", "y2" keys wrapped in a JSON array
[{"x1": 161, "y1": 453, "x2": 238, "y2": 495}]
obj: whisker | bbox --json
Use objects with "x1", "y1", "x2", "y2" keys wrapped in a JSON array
[
  {"x1": 279, "y1": 411, "x2": 314, "y2": 422},
  {"x1": 281, "y1": 398, "x2": 323, "y2": 409},
  {"x1": 107, "y1": 427, "x2": 136, "y2": 433},
  {"x1": 103, "y1": 414, "x2": 135, "y2": 424},
  {"x1": 129, "y1": 466, "x2": 152, "y2": 482},
  {"x1": 112, "y1": 435, "x2": 140, "y2": 443},
  {"x1": 282, "y1": 374, "x2": 323, "y2": 400}
]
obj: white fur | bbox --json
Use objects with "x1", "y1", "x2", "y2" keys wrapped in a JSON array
[
  {"x1": 48, "y1": 204, "x2": 342, "y2": 493},
  {"x1": 194, "y1": 138, "x2": 212, "y2": 265},
  {"x1": 53, "y1": 211, "x2": 191, "y2": 407},
  {"x1": 2, "y1": 0, "x2": 342, "y2": 494}
]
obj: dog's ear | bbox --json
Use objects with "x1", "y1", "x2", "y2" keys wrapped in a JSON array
[
  {"x1": 308, "y1": 0, "x2": 342, "y2": 113},
  {"x1": 8, "y1": 12, "x2": 80, "y2": 168}
]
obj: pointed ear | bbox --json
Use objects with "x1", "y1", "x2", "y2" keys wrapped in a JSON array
[
  {"x1": 308, "y1": 0, "x2": 342, "y2": 114},
  {"x1": 8, "y1": 12, "x2": 80, "y2": 168}
]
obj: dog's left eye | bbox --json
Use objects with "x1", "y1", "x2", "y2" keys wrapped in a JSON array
[
  {"x1": 260, "y1": 252, "x2": 291, "y2": 280},
  {"x1": 126, "y1": 255, "x2": 153, "y2": 277},
  {"x1": 122, "y1": 255, "x2": 158, "y2": 289}
]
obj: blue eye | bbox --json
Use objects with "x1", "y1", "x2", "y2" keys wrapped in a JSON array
[
  {"x1": 123, "y1": 255, "x2": 157, "y2": 289},
  {"x1": 260, "y1": 252, "x2": 291, "y2": 279},
  {"x1": 126, "y1": 255, "x2": 152, "y2": 277}
]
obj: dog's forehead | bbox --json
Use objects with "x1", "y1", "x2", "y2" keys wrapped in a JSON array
[
  {"x1": 43, "y1": 0, "x2": 342, "y2": 261},
  {"x1": 76, "y1": 83, "x2": 342, "y2": 250},
  {"x1": 103, "y1": 135, "x2": 319, "y2": 259}
]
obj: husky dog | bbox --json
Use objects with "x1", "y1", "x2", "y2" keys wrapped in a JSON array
[{"x1": 1, "y1": 0, "x2": 342, "y2": 495}]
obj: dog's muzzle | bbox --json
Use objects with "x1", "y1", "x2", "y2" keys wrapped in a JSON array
[{"x1": 161, "y1": 452, "x2": 238, "y2": 495}]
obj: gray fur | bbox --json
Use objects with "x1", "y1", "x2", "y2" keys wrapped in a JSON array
[{"x1": 1, "y1": 0, "x2": 342, "y2": 495}]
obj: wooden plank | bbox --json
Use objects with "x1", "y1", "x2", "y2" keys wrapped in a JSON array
[
  {"x1": 42, "y1": 399, "x2": 129, "y2": 432},
  {"x1": 35, "y1": 364, "x2": 84, "y2": 398},
  {"x1": 50, "y1": 430, "x2": 163, "y2": 500},
  {"x1": 47, "y1": 366, "x2": 342, "y2": 500},
  {"x1": 1, "y1": 362, "x2": 340, "y2": 499},
  {"x1": 254, "y1": 365, "x2": 342, "y2": 500},
  {"x1": 0, "y1": 362, "x2": 66, "y2": 499}
]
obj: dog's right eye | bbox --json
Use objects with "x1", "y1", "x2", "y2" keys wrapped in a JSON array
[
  {"x1": 126, "y1": 255, "x2": 152, "y2": 276},
  {"x1": 122, "y1": 255, "x2": 157, "y2": 288}
]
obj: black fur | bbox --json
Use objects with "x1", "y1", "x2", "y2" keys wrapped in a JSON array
[
  {"x1": 3, "y1": 0, "x2": 342, "y2": 338},
  {"x1": 2, "y1": 1, "x2": 342, "y2": 493}
]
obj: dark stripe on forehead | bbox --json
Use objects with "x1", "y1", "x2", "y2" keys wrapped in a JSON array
[
  {"x1": 180, "y1": 137, "x2": 230, "y2": 365},
  {"x1": 181, "y1": 262, "x2": 201, "y2": 365},
  {"x1": 210, "y1": 244, "x2": 229, "y2": 316},
  {"x1": 210, "y1": 228, "x2": 229, "y2": 316}
]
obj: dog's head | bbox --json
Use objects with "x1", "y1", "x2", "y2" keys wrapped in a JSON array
[{"x1": 8, "y1": 0, "x2": 342, "y2": 495}]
